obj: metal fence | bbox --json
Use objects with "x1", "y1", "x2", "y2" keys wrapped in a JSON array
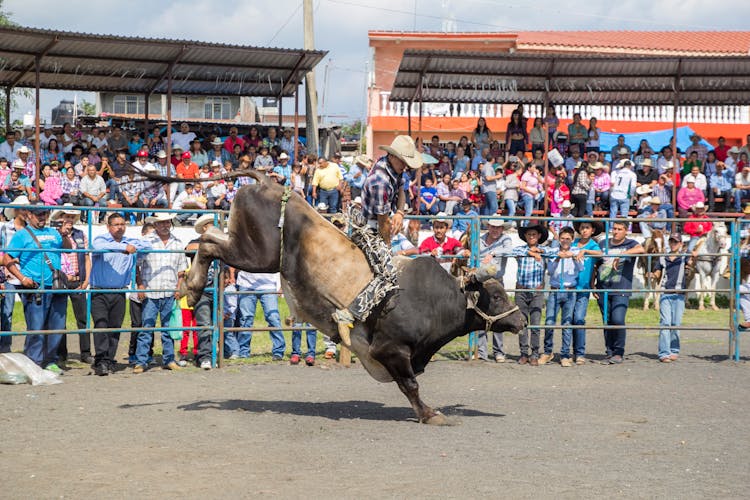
[{"x1": 0, "y1": 204, "x2": 744, "y2": 366}]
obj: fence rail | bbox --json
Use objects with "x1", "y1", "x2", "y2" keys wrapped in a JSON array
[{"x1": 0, "y1": 205, "x2": 744, "y2": 366}]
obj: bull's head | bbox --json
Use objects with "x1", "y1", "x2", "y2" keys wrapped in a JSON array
[{"x1": 463, "y1": 267, "x2": 525, "y2": 334}]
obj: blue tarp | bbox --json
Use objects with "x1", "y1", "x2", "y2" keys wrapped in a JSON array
[{"x1": 598, "y1": 126, "x2": 713, "y2": 159}]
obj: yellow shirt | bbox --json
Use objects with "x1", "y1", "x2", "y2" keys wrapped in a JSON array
[{"x1": 312, "y1": 165, "x2": 343, "y2": 190}]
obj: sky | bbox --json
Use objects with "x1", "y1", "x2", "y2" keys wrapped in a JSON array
[{"x1": 5, "y1": 0, "x2": 750, "y2": 124}]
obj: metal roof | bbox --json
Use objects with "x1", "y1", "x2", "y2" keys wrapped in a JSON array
[
  {"x1": 390, "y1": 50, "x2": 750, "y2": 106},
  {"x1": 0, "y1": 25, "x2": 326, "y2": 98}
]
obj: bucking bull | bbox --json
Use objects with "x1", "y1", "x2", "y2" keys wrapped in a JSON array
[{"x1": 159, "y1": 170, "x2": 525, "y2": 424}]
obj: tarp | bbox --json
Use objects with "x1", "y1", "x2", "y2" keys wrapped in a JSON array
[{"x1": 599, "y1": 126, "x2": 712, "y2": 159}]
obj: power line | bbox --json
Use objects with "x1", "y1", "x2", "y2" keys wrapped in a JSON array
[{"x1": 268, "y1": 1, "x2": 303, "y2": 44}]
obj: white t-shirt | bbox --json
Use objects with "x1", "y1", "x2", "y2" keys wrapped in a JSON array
[
  {"x1": 610, "y1": 168, "x2": 637, "y2": 201},
  {"x1": 171, "y1": 131, "x2": 197, "y2": 151},
  {"x1": 236, "y1": 271, "x2": 280, "y2": 291},
  {"x1": 735, "y1": 173, "x2": 750, "y2": 189}
]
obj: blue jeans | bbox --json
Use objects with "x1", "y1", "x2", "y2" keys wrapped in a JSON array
[
  {"x1": 661, "y1": 203, "x2": 674, "y2": 219},
  {"x1": 609, "y1": 198, "x2": 630, "y2": 219},
  {"x1": 572, "y1": 292, "x2": 590, "y2": 358},
  {"x1": 658, "y1": 294, "x2": 684, "y2": 359},
  {"x1": 504, "y1": 198, "x2": 516, "y2": 217},
  {"x1": 0, "y1": 282, "x2": 17, "y2": 353},
  {"x1": 237, "y1": 290, "x2": 285, "y2": 358},
  {"x1": 597, "y1": 293, "x2": 630, "y2": 357},
  {"x1": 291, "y1": 323, "x2": 317, "y2": 358},
  {"x1": 22, "y1": 291, "x2": 67, "y2": 367},
  {"x1": 544, "y1": 290, "x2": 576, "y2": 357},
  {"x1": 420, "y1": 203, "x2": 439, "y2": 215},
  {"x1": 106, "y1": 179, "x2": 120, "y2": 201},
  {"x1": 483, "y1": 190, "x2": 498, "y2": 216},
  {"x1": 136, "y1": 297, "x2": 176, "y2": 367},
  {"x1": 734, "y1": 189, "x2": 750, "y2": 210},
  {"x1": 318, "y1": 189, "x2": 339, "y2": 213},
  {"x1": 520, "y1": 192, "x2": 542, "y2": 219}
]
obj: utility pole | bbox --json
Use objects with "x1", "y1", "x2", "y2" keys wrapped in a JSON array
[{"x1": 304, "y1": 0, "x2": 319, "y2": 156}]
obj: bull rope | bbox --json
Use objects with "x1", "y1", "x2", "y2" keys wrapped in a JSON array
[
  {"x1": 277, "y1": 186, "x2": 293, "y2": 271},
  {"x1": 465, "y1": 298, "x2": 520, "y2": 334}
]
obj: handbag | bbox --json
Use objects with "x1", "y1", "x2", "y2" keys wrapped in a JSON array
[{"x1": 25, "y1": 227, "x2": 69, "y2": 290}]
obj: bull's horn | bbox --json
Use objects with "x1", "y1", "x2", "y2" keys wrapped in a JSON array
[{"x1": 474, "y1": 265, "x2": 497, "y2": 282}]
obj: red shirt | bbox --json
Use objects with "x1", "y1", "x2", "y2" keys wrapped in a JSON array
[
  {"x1": 224, "y1": 136, "x2": 246, "y2": 153},
  {"x1": 684, "y1": 214, "x2": 713, "y2": 238},
  {"x1": 715, "y1": 145, "x2": 730, "y2": 162},
  {"x1": 176, "y1": 161, "x2": 199, "y2": 179},
  {"x1": 419, "y1": 236, "x2": 463, "y2": 255}
]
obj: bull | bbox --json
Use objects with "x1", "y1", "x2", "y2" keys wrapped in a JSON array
[{"x1": 182, "y1": 171, "x2": 525, "y2": 424}]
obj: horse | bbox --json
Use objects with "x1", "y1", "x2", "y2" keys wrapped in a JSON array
[
  {"x1": 692, "y1": 222, "x2": 729, "y2": 311},
  {"x1": 638, "y1": 228, "x2": 664, "y2": 311}
]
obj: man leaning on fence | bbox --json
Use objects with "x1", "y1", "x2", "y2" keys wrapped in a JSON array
[
  {"x1": 90, "y1": 213, "x2": 152, "y2": 376},
  {"x1": 0, "y1": 195, "x2": 29, "y2": 353},
  {"x1": 2, "y1": 202, "x2": 71, "y2": 374}
]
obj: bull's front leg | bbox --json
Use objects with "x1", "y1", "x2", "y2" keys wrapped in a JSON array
[{"x1": 186, "y1": 227, "x2": 233, "y2": 307}]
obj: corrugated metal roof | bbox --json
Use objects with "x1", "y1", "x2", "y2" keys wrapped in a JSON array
[
  {"x1": 0, "y1": 25, "x2": 326, "y2": 97},
  {"x1": 390, "y1": 50, "x2": 750, "y2": 106}
]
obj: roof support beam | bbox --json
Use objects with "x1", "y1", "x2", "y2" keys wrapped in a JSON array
[
  {"x1": 410, "y1": 56, "x2": 432, "y2": 104},
  {"x1": 7, "y1": 36, "x2": 59, "y2": 89},
  {"x1": 146, "y1": 45, "x2": 188, "y2": 96},
  {"x1": 279, "y1": 54, "x2": 307, "y2": 99}
]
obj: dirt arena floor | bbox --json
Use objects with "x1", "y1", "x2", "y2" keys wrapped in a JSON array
[{"x1": 2, "y1": 328, "x2": 749, "y2": 499}]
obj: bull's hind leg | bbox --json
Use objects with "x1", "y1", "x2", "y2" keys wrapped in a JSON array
[{"x1": 370, "y1": 344, "x2": 451, "y2": 425}]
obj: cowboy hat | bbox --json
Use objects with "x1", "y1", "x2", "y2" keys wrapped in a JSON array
[
  {"x1": 561, "y1": 199, "x2": 573, "y2": 209},
  {"x1": 171, "y1": 144, "x2": 183, "y2": 151},
  {"x1": 729, "y1": 146, "x2": 741, "y2": 154},
  {"x1": 316, "y1": 202, "x2": 328, "y2": 211},
  {"x1": 194, "y1": 213, "x2": 215, "y2": 234},
  {"x1": 591, "y1": 162, "x2": 604, "y2": 170},
  {"x1": 432, "y1": 212, "x2": 450, "y2": 225},
  {"x1": 12, "y1": 159, "x2": 25, "y2": 170},
  {"x1": 145, "y1": 212, "x2": 177, "y2": 224},
  {"x1": 618, "y1": 147, "x2": 629, "y2": 155},
  {"x1": 355, "y1": 154, "x2": 372, "y2": 169},
  {"x1": 4, "y1": 195, "x2": 29, "y2": 219},
  {"x1": 51, "y1": 203, "x2": 81, "y2": 223},
  {"x1": 379, "y1": 135, "x2": 423, "y2": 170},
  {"x1": 662, "y1": 161, "x2": 674, "y2": 170},
  {"x1": 635, "y1": 185, "x2": 653, "y2": 196},
  {"x1": 278, "y1": 152, "x2": 289, "y2": 160},
  {"x1": 353, "y1": 196, "x2": 362, "y2": 205},
  {"x1": 573, "y1": 220, "x2": 603, "y2": 237},
  {"x1": 519, "y1": 221, "x2": 549, "y2": 244},
  {"x1": 691, "y1": 201, "x2": 706, "y2": 211},
  {"x1": 743, "y1": 205, "x2": 750, "y2": 215},
  {"x1": 640, "y1": 158, "x2": 653, "y2": 167},
  {"x1": 487, "y1": 218, "x2": 513, "y2": 229},
  {"x1": 210, "y1": 138, "x2": 223, "y2": 146},
  {"x1": 421, "y1": 152, "x2": 439, "y2": 165},
  {"x1": 648, "y1": 197, "x2": 662, "y2": 205},
  {"x1": 17, "y1": 146, "x2": 30, "y2": 154}
]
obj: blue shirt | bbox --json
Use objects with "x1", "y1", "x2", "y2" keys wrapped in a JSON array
[
  {"x1": 91, "y1": 233, "x2": 153, "y2": 289},
  {"x1": 710, "y1": 171, "x2": 734, "y2": 192},
  {"x1": 420, "y1": 186, "x2": 437, "y2": 204},
  {"x1": 390, "y1": 233, "x2": 415, "y2": 255},
  {"x1": 546, "y1": 245, "x2": 584, "y2": 288},
  {"x1": 7, "y1": 226, "x2": 63, "y2": 287},
  {"x1": 452, "y1": 209, "x2": 478, "y2": 233},
  {"x1": 273, "y1": 164, "x2": 293, "y2": 186},
  {"x1": 573, "y1": 238, "x2": 601, "y2": 291},
  {"x1": 346, "y1": 164, "x2": 366, "y2": 189}
]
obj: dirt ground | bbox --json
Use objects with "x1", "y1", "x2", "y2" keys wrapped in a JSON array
[{"x1": 1, "y1": 328, "x2": 749, "y2": 499}]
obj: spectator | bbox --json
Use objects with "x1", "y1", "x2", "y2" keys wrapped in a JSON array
[
  {"x1": 0, "y1": 196, "x2": 29, "y2": 352},
  {"x1": 171, "y1": 122, "x2": 197, "y2": 151},
  {"x1": 585, "y1": 117, "x2": 601, "y2": 154},
  {"x1": 418, "y1": 177, "x2": 439, "y2": 215},
  {"x1": 505, "y1": 111, "x2": 527, "y2": 156},
  {"x1": 549, "y1": 199, "x2": 574, "y2": 240},
  {"x1": 270, "y1": 152, "x2": 293, "y2": 186},
  {"x1": 570, "y1": 164, "x2": 591, "y2": 218},
  {"x1": 710, "y1": 162, "x2": 734, "y2": 212},
  {"x1": 90, "y1": 213, "x2": 151, "y2": 375},
  {"x1": 529, "y1": 117, "x2": 545, "y2": 154},
  {"x1": 501, "y1": 222, "x2": 555, "y2": 366},
  {"x1": 682, "y1": 164, "x2": 708, "y2": 192},
  {"x1": 609, "y1": 160, "x2": 637, "y2": 219},
  {"x1": 685, "y1": 133, "x2": 708, "y2": 162},
  {"x1": 79, "y1": 164, "x2": 107, "y2": 224},
  {"x1": 133, "y1": 212, "x2": 186, "y2": 373},
  {"x1": 39, "y1": 125, "x2": 57, "y2": 150},
  {"x1": 638, "y1": 198, "x2": 668, "y2": 239},
  {"x1": 714, "y1": 137, "x2": 730, "y2": 162},
  {"x1": 312, "y1": 157, "x2": 343, "y2": 213},
  {"x1": 207, "y1": 137, "x2": 231, "y2": 166},
  {"x1": 107, "y1": 126, "x2": 128, "y2": 154},
  {"x1": 41, "y1": 138, "x2": 64, "y2": 166},
  {"x1": 60, "y1": 165, "x2": 82, "y2": 206},
  {"x1": 263, "y1": 127, "x2": 280, "y2": 150},
  {"x1": 0, "y1": 130, "x2": 21, "y2": 161},
  {"x1": 236, "y1": 271, "x2": 285, "y2": 360},
  {"x1": 176, "y1": 151, "x2": 199, "y2": 181},
  {"x1": 188, "y1": 138, "x2": 207, "y2": 168},
  {"x1": 418, "y1": 214, "x2": 463, "y2": 260},
  {"x1": 519, "y1": 163, "x2": 544, "y2": 220},
  {"x1": 636, "y1": 158, "x2": 659, "y2": 188},
  {"x1": 148, "y1": 129, "x2": 165, "y2": 158},
  {"x1": 652, "y1": 174, "x2": 675, "y2": 219},
  {"x1": 480, "y1": 160, "x2": 501, "y2": 216},
  {"x1": 139, "y1": 165, "x2": 168, "y2": 213},
  {"x1": 52, "y1": 206, "x2": 93, "y2": 366},
  {"x1": 592, "y1": 220, "x2": 644, "y2": 365},
  {"x1": 471, "y1": 219, "x2": 513, "y2": 362},
  {"x1": 683, "y1": 202, "x2": 712, "y2": 251},
  {"x1": 541, "y1": 227, "x2": 583, "y2": 366},
  {"x1": 610, "y1": 136, "x2": 631, "y2": 164},
  {"x1": 547, "y1": 175, "x2": 571, "y2": 220},
  {"x1": 346, "y1": 155, "x2": 370, "y2": 200},
  {"x1": 253, "y1": 145, "x2": 274, "y2": 170},
  {"x1": 655, "y1": 235, "x2": 693, "y2": 363},
  {"x1": 567, "y1": 113, "x2": 587, "y2": 151},
  {"x1": 279, "y1": 128, "x2": 295, "y2": 157},
  {"x1": 503, "y1": 161, "x2": 522, "y2": 217},
  {"x1": 676, "y1": 177, "x2": 705, "y2": 217},
  {"x1": 2, "y1": 203, "x2": 70, "y2": 372},
  {"x1": 4, "y1": 161, "x2": 33, "y2": 201},
  {"x1": 471, "y1": 146, "x2": 489, "y2": 172},
  {"x1": 16, "y1": 146, "x2": 36, "y2": 181},
  {"x1": 451, "y1": 199, "x2": 479, "y2": 237},
  {"x1": 571, "y1": 221, "x2": 604, "y2": 365},
  {"x1": 472, "y1": 118, "x2": 492, "y2": 155},
  {"x1": 657, "y1": 146, "x2": 678, "y2": 174},
  {"x1": 734, "y1": 164, "x2": 750, "y2": 211},
  {"x1": 682, "y1": 150, "x2": 702, "y2": 177}
]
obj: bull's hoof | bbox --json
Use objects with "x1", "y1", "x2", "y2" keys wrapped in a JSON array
[{"x1": 423, "y1": 412, "x2": 459, "y2": 426}]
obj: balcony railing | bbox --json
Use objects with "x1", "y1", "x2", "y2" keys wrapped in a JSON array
[{"x1": 377, "y1": 91, "x2": 750, "y2": 124}]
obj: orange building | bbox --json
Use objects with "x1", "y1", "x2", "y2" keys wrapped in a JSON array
[{"x1": 367, "y1": 31, "x2": 750, "y2": 157}]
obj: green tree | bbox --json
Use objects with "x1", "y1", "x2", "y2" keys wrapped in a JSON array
[{"x1": 80, "y1": 100, "x2": 96, "y2": 116}]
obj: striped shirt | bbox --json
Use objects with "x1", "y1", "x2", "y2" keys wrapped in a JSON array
[{"x1": 137, "y1": 232, "x2": 187, "y2": 299}]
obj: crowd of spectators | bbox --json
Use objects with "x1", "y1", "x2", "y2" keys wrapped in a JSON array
[{"x1": 0, "y1": 110, "x2": 747, "y2": 375}]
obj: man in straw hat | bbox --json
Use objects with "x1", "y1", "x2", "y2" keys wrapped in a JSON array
[
  {"x1": 2, "y1": 202, "x2": 70, "y2": 373},
  {"x1": 51, "y1": 205, "x2": 95, "y2": 367},
  {"x1": 330, "y1": 136, "x2": 423, "y2": 343},
  {"x1": 637, "y1": 197, "x2": 668, "y2": 240},
  {"x1": 0, "y1": 195, "x2": 29, "y2": 353},
  {"x1": 133, "y1": 212, "x2": 187, "y2": 373},
  {"x1": 346, "y1": 154, "x2": 371, "y2": 200}
]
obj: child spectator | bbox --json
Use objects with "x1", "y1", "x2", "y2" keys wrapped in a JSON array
[
  {"x1": 655, "y1": 235, "x2": 694, "y2": 363},
  {"x1": 419, "y1": 177, "x2": 439, "y2": 215}
]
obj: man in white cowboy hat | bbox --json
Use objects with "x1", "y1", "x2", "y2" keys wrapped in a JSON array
[
  {"x1": 725, "y1": 146, "x2": 741, "y2": 172},
  {"x1": 683, "y1": 202, "x2": 712, "y2": 251},
  {"x1": 345, "y1": 154, "x2": 372, "y2": 200},
  {"x1": 0, "y1": 195, "x2": 29, "y2": 353},
  {"x1": 2, "y1": 202, "x2": 71, "y2": 373},
  {"x1": 657, "y1": 146, "x2": 679, "y2": 175},
  {"x1": 636, "y1": 158, "x2": 658, "y2": 188},
  {"x1": 638, "y1": 197, "x2": 668, "y2": 239},
  {"x1": 734, "y1": 163, "x2": 750, "y2": 212},
  {"x1": 609, "y1": 159, "x2": 637, "y2": 220},
  {"x1": 329, "y1": 135, "x2": 424, "y2": 340},
  {"x1": 50, "y1": 206, "x2": 93, "y2": 365},
  {"x1": 279, "y1": 127, "x2": 295, "y2": 157},
  {"x1": 207, "y1": 137, "x2": 231, "y2": 166},
  {"x1": 6, "y1": 160, "x2": 34, "y2": 201},
  {"x1": 686, "y1": 132, "x2": 708, "y2": 161},
  {"x1": 709, "y1": 161, "x2": 734, "y2": 212},
  {"x1": 15, "y1": 145, "x2": 36, "y2": 180},
  {"x1": 270, "y1": 152, "x2": 292, "y2": 187},
  {"x1": 133, "y1": 212, "x2": 187, "y2": 373}
]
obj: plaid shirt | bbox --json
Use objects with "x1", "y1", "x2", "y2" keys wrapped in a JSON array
[
  {"x1": 138, "y1": 232, "x2": 187, "y2": 299},
  {"x1": 362, "y1": 155, "x2": 403, "y2": 221},
  {"x1": 505, "y1": 245, "x2": 557, "y2": 289},
  {"x1": 60, "y1": 175, "x2": 80, "y2": 195}
]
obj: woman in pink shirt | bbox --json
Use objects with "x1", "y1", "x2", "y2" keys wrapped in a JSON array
[
  {"x1": 520, "y1": 163, "x2": 543, "y2": 217},
  {"x1": 676, "y1": 178, "x2": 706, "y2": 217}
]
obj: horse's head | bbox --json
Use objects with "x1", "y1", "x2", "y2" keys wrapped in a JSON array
[{"x1": 711, "y1": 222, "x2": 729, "y2": 251}]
